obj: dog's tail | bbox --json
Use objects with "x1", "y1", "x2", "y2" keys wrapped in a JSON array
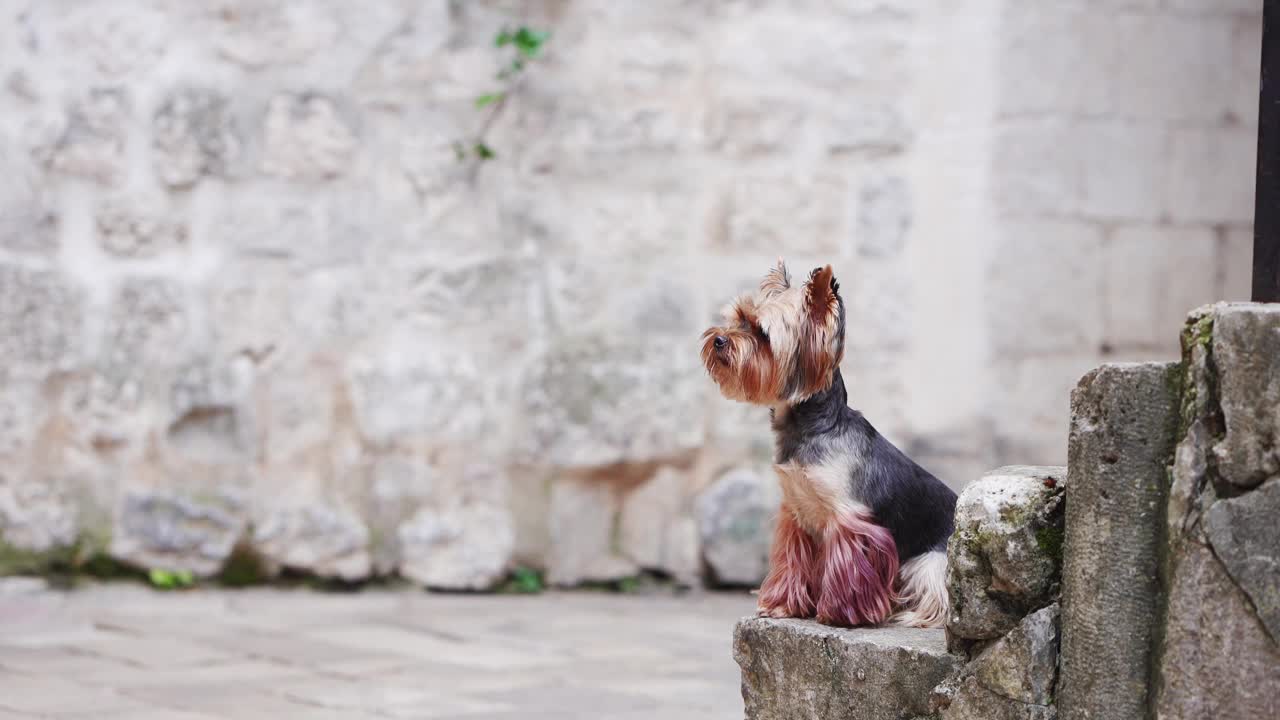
[{"x1": 890, "y1": 551, "x2": 948, "y2": 629}]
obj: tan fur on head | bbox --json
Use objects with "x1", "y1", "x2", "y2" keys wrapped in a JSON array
[{"x1": 700, "y1": 259, "x2": 846, "y2": 406}]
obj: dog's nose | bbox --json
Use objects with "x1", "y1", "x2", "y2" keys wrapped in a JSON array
[{"x1": 713, "y1": 335, "x2": 727, "y2": 350}]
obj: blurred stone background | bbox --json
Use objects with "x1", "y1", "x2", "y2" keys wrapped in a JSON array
[{"x1": 0, "y1": 0, "x2": 1260, "y2": 589}]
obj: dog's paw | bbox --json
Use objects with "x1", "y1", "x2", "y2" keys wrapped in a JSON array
[{"x1": 756, "y1": 604, "x2": 793, "y2": 619}]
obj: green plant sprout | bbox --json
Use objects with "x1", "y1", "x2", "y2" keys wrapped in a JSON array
[
  {"x1": 148, "y1": 568, "x2": 196, "y2": 590},
  {"x1": 455, "y1": 25, "x2": 551, "y2": 165}
]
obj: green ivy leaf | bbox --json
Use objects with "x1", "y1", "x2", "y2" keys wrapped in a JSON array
[
  {"x1": 149, "y1": 567, "x2": 195, "y2": 589},
  {"x1": 474, "y1": 92, "x2": 504, "y2": 109},
  {"x1": 494, "y1": 29, "x2": 514, "y2": 47},
  {"x1": 149, "y1": 568, "x2": 175, "y2": 588},
  {"x1": 513, "y1": 27, "x2": 549, "y2": 58},
  {"x1": 474, "y1": 142, "x2": 496, "y2": 160}
]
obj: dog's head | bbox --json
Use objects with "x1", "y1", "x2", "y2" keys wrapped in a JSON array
[{"x1": 700, "y1": 259, "x2": 845, "y2": 406}]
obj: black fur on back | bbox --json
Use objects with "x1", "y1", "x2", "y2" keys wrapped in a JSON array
[{"x1": 772, "y1": 369, "x2": 958, "y2": 562}]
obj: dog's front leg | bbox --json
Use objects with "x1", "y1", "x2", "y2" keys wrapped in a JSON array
[
  {"x1": 815, "y1": 510, "x2": 899, "y2": 627},
  {"x1": 756, "y1": 504, "x2": 819, "y2": 618}
]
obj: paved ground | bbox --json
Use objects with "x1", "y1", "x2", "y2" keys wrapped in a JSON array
[{"x1": 0, "y1": 579, "x2": 756, "y2": 719}]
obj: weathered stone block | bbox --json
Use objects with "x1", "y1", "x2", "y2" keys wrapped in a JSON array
[
  {"x1": 1210, "y1": 304, "x2": 1280, "y2": 489},
  {"x1": 1204, "y1": 479, "x2": 1280, "y2": 644},
  {"x1": 936, "y1": 604, "x2": 1060, "y2": 720},
  {"x1": 152, "y1": 88, "x2": 241, "y2": 188},
  {"x1": 212, "y1": 0, "x2": 340, "y2": 69},
  {"x1": 717, "y1": 174, "x2": 847, "y2": 255},
  {"x1": 110, "y1": 490, "x2": 246, "y2": 577},
  {"x1": 0, "y1": 265, "x2": 85, "y2": 376},
  {"x1": 260, "y1": 93, "x2": 355, "y2": 181},
  {"x1": 987, "y1": 221, "x2": 1104, "y2": 355},
  {"x1": 1165, "y1": 127, "x2": 1257, "y2": 223},
  {"x1": 696, "y1": 466, "x2": 779, "y2": 587},
  {"x1": 0, "y1": 475, "x2": 79, "y2": 557},
  {"x1": 856, "y1": 175, "x2": 911, "y2": 258},
  {"x1": 518, "y1": 336, "x2": 703, "y2": 468},
  {"x1": 0, "y1": 154, "x2": 58, "y2": 254},
  {"x1": 735, "y1": 618, "x2": 960, "y2": 720},
  {"x1": 347, "y1": 331, "x2": 493, "y2": 448},
  {"x1": 95, "y1": 195, "x2": 188, "y2": 258},
  {"x1": 947, "y1": 466, "x2": 1066, "y2": 646},
  {"x1": 1154, "y1": 538, "x2": 1280, "y2": 718},
  {"x1": 398, "y1": 499, "x2": 514, "y2": 591},
  {"x1": 252, "y1": 503, "x2": 370, "y2": 581},
  {"x1": 1059, "y1": 362, "x2": 1180, "y2": 720},
  {"x1": 30, "y1": 88, "x2": 129, "y2": 184},
  {"x1": 938, "y1": 676, "x2": 1056, "y2": 720},
  {"x1": 1103, "y1": 228, "x2": 1218, "y2": 350},
  {"x1": 546, "y1": 477, "x2": 636, "y2": 586},
  {"x1": 1153, "y1": 304, "x2": 1280, "y2": 718},
  {"x1": 971, "y1": 604, "x2": 1060, "y2": 706},
  {"x1": 1076, "y1": 121, "x2": 1167, "y2": 221},
  {"x1": 618, "y1": 467, "x2": 699, "y2": 584}
]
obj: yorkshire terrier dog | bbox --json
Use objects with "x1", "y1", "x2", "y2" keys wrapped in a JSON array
[{"x1": 701, "y1": 260, "x2": 957, "y2": 628}]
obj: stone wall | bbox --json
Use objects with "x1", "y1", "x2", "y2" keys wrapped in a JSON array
[{"x1": 0, "y1": 0, "x2": 1262, "y2": 586}]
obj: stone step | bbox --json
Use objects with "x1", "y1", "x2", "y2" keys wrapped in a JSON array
[{"x1": 734, "y1": 617, "x2": 961, "y2": 720}]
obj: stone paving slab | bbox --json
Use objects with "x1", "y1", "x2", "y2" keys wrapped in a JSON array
[{"x1": 0, "y1": 581, "x2": 755, "y2": 718}]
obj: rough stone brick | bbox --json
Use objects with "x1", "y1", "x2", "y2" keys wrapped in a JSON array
[
  {"x1": 618, "y1": 467, "x2": 699, "y2": 584},
  {"x1": 936, "y1": 604, "x2": 1060, "y2": 720},
  {"x1": 1165, "y1": 128, "x2": 1257, "y2": 223},
  {"x1": 398, "y1": 499, "x2": 514, "y2": 591},
  {"x1": 1103, "y1": 227, "x2": 1218, "y2": 349},
  {"x1": 970, "y1": 604, "x2": 1060, "y2": 706},
  {"x1": 95, "y1": 194, "x2": 188, "y2": 258},
  {"x1": 152, "y1": 88, "x2": 241, "y2": 188},
  {"x1": 1154, "y1": 539, "x2": 1280, "y2": 718},
  {"x1": 734, "y1": 618, "x2": 961, "y2": 720},
  {"x1": 1153, "y1": 303, "x2": 1280, "y2": 719},
  {"x1": 1221, "y1": 228, "x2": 1255, "y2": 300},
  {"x1": 1058, "y1": 362, "x2": 1180, "y2": 720},
  {"x1": 0, "y1": 474, "x2": 79, "y2": 557},
  {"x1": 1077, "y1": 122, "x2": 1167, "y2": 221},
  {"x1": 546, "y1": 477, "x2": 636, "y2": 586},
  {"x1": 0, "y1": 265, "x2": 84, "y2": 376},
  {"x1": 1208, "y1": 304, "x2": 1280, "y2": 488},
  {"x1": 856, "y1": 175, "x2": 912, "y2": 258},
  {"x1": 947, "y1": 466, "x2": 1066, "y2": 646},
  {"x1": 0, "y1": 152, "x2": 58, "y2": 254},
  {"x1": 696, "y1": 466, "x2": 779, "y2": 587},
  {"x1": 988, "y1": 221, "x2": 1103, "y2": 355},
  {"x1": 29, "y1": 88, "x2": 129, "y2": 185},
  {"x1": 991, "y1": 120, "x2": 1081, "y2": 217},
  {"x1": 252, "y1": 503, "x2": 371, "y2": 581},
  {"x1": 260, "y1": 93, "x2": 356, "y2": 181},
  {"x1": 717, "y1": 174, "x2": 848, "y2": 255},
  {"x1": 518, "y1": 335, "x2": 704, "y2": 468},
  {"x1": 211, "y1": 0, "x2": 341, "y2": 69},
  {"x1": 346, "y1": 330, "x2": 495, "y2": 449},
  {"x1": 1205, "y1": 479, "x2": 1280, "y2": 644},
  {"x1": 1000, "y1": 8, "x2": 1243, "y2": 124},
  {"x1": 110, "y1": 489, "x2": 246, "y2": 577}
]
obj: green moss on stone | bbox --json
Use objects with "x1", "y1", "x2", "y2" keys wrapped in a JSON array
[
  {"x1": 0, "y1": 539, "x2": 74, "y2": 576},
  {"x1": 1035, "y1": 526, "x2": 1065, "y2": 563}
]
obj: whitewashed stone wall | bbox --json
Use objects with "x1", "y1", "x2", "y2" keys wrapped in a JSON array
[{"x1": 0, "y1": 0, "x2": 1259, "y2": 586}]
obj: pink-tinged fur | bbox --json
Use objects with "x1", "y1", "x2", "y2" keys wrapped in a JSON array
[
  {"x1": 815, "y1": 509, "x2": 899, "y2": 627},
  {"x1": 757, "y1": 506, "x2": 820, "y2": 618}
]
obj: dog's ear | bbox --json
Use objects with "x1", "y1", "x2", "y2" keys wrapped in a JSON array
[
  {"x1": 804, "y1": 265, "x2": 840, "y2": 321},
  {"x1": 760, "y1": 257, "x2": 790, "y2": 297}
]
